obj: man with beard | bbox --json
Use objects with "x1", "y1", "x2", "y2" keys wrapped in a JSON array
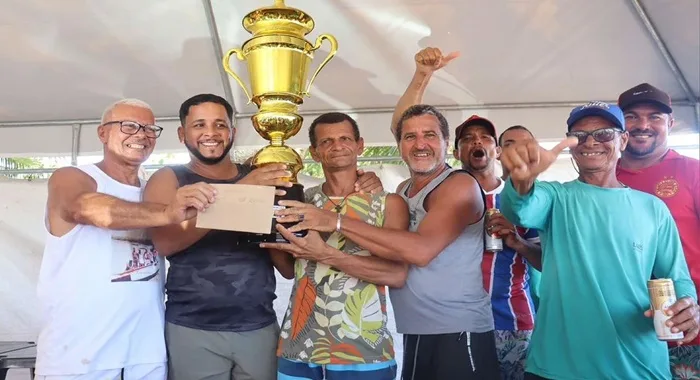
[
  {"x1": 143, "y1": 94, "x2": 383, "y2": 380},
  {"x1": 500, "y1": 101, "x2": 699, "y2": 380},
  {"x1": 392, "y1": 46, "x2": 541, "y2": 379},
  {"x1": 616, "y1": 83, "x2": 700, "y2": 378},
  {"x1": 274, "y1": 104, "x2": 500, "y2": 379},
  {"x1": 261, "y1": 112, "x2": 409, "y2": 380},
  {"x1": 36, "y1": 99, "x2": 216, "y2": 380}
]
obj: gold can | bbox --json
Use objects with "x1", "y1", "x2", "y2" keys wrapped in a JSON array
[
  {"x1": 484, "y1": 208, "x2": 503, "y2": 252},
  {"x1": 648, "y1": 279, "x2": 684, "y2": 341}
]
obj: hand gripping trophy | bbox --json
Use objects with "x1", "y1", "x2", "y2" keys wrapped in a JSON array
[{"x1": 223, "y1": 0, "x2": 338, "y2": 242}]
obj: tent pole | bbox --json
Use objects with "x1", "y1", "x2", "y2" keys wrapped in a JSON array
[
  {"x1": 201, "y1": 0, "x2": 237, "y2": 114},
  {"x1": 627, "y1": 0, "x2": 698, "y2": 111},
  {"x1": 71, "y1": 124, "x2": 82, "y2": 166}
]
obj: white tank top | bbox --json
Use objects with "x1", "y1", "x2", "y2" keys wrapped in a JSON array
[{"x1": 35, "y1": 164, "x2": 166, "y2": 375}]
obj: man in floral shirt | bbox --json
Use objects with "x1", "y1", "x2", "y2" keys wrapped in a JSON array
[{"x1": 262, "y1": 112, "x2": 409, "y2": 379}]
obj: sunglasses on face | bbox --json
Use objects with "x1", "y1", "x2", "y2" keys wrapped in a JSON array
[{"x1": 566, "y1": 127, "x2": 621, "y2": 145}]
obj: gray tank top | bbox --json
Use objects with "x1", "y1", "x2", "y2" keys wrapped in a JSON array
[{"x1": 390, "y1": 167, "x2": 494, "y2": 335}]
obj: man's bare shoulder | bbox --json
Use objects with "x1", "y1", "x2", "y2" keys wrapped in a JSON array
[
  {"x1": 385, "y1": 193, "x2": 407, "y2": 208},
  {"x1": 48, "y1": 166, "x2": 96, "y2": 193},
  {"x1": 146, "y1": 166, "x2": 177, "y2": 186},
  {"x1": 437, "y1": 171, "x2": 479, "y2": 193}
]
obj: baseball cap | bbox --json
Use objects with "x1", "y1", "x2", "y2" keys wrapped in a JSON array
[
  {"x1": 454, "y1": 115, "x2": 497, "y2": 148},
  {"x1": 566, "y1": 101, "x2": 625, "y2": 131},
  {"x1": 618, "y1": 83, "x2": 672, "y2": 114}
]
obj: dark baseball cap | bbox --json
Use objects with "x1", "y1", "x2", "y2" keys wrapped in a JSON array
[
  {"x1": 566, "y1": 101, "x2": 625, "y2": 131},
  {"x1": 618, "y1": 83, "x2": 672, "y2": 114},
  {"x1": 454, "y1": 115, "x2": 497, "y2": 148}
]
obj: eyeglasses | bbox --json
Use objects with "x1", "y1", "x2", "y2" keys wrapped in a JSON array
[
  {"x1": 103, "y1": 120, "x2": 163, "y2": 138},
  {"x1": 566, "y1": 127, "x2": 621, "y2": 145}
]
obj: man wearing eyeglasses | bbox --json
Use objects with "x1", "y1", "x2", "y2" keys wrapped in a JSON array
[
  {"x1": 616, "y1": 83, "x2": 700, "y2": 379},
  {"x1": 498, "y1": 101, "x2": 699, "y2": 379},
  {"x1": 35, "y1": 99, "x2": 217, "y2": 380}
]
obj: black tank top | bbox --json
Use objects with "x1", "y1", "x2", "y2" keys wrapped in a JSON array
[{"x1": 164, "y1": 164, "x2": 277, "y2": 332}]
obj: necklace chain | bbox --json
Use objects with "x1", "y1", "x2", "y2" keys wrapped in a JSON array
[
  {"x1": 322, "y1": 182, "x2": 353, "y2": 212},
  {"x1": 327, "y1": 194, "x2": 350, "y2": 212}
]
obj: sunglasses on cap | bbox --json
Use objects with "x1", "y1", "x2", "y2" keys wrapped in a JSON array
[{"x1": 565, "y1": 127, "x2": 622, "y2": 145}]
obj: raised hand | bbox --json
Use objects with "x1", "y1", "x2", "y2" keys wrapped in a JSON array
[
  {"x1": 166, "y1": 182, "x2": 218, "y2": 223},
  {"x1": 500, "y1": 137, "x2": 578, "y2": 187},
  {"x1": 415, "y1": 47, "x2": 459, "y2": 75}
]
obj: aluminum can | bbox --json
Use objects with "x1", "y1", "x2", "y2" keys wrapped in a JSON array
[
  {"x1": 648, "y1": 279, "x2": 684, "y2": 341},
  {"x1": 484, "y1": 208, "x2": 503, "y2": 252}
]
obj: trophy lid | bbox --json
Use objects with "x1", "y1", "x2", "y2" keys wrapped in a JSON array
[{"x1": 242, "y1": 0, "x2": 315, "y2": 37}]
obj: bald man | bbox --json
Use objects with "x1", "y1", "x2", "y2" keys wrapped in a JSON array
[{"x1": 35, "y1": 99, "x2": 216, "y2": 380}]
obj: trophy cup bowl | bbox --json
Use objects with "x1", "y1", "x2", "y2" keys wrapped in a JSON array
[{"x1": 223, "y1": 0, "x2": 338, "y2": 243}]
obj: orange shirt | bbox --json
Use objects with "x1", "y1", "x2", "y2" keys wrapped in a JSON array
[{"x1": 618, "y1": 150, "x2": 700, "y2": 345}]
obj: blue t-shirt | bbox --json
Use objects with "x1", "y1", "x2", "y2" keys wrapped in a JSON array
[{"x1": 501, "y1": 179, "x2": 696, "y2": 380}]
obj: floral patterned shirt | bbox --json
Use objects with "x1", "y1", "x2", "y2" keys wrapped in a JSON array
[{"x1": 277, "y1": 186, "x2": 395, "y2": 364}]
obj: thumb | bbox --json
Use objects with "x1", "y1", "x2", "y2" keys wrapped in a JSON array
[
  {"x1": 550, "y1": 136, "x2": 578, "y2": 156},
  {"x1": 443, "y1": 51, "x2": 460, "y2": 63},
  {"x1": 356, "y1": 168, "x2": 365, "y2": 175},
  {"x1": 644, "y1": 308, "x2": 653, "y2": 318}
]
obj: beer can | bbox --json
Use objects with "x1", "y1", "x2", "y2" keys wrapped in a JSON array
[
  {"x1": 484, "y1": 208, "x2": 503, "y2": 252},
  {"x1": 648, "y1": 279, "x2": 684, "y2": 341}
]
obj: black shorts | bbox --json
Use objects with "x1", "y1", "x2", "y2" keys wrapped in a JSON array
[{"x1": 401, "y1": 330, "x2": 500, "y2": 380}]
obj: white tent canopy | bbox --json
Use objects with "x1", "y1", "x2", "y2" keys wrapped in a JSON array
[{"x1": 0, "y1": 0, "x2": 698, "y2": 158}]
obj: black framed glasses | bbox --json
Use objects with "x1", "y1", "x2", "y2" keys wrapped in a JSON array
[
  {"x1": 103, "y1": 120, "x2": 163, "y2": 138},
  {"x1": 566, "y1": 127, "x2": 621, "y2": 145}
]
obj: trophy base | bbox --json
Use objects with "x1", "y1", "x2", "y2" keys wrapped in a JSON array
[{"x1": 245, "y1": 182, "x2": 308, "y2": 244}]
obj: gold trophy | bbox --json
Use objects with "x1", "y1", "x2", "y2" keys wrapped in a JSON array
[{"x1": 223, "y1": 0, "x2": 337, "y2": 242}]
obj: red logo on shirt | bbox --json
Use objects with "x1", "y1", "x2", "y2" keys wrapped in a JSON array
[{"x1": 655, "y1": 178, "x2": 679, "y2": 198}]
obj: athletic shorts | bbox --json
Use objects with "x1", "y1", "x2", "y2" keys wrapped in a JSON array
[
  {"x1": 277, "y1": 358, "x2": 397, "y2": 380},
  {"x1": 33, "y1": 363, "x2": 166, "y2": 380},
  {"x1": 165, "y1": 321, "x2": 279, "y2": 380},
  {"x1": 401, "y1": 330, "x2": 500, "y2": 380}
]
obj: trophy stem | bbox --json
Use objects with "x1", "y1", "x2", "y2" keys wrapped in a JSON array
[{"x1": 270, "y1": 135, "x2": 284, "y2": 146}]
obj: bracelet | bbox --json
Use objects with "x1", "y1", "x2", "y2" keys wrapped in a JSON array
[{"x1": 336, "y1": 213, "x2": 342, "y2": 233}]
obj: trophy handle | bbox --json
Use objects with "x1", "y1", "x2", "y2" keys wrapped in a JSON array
[
  {"x1": 222, "y1": 48, "x2": 253, "y2": 104},
  {"x1": 304, "y1": 34, "x2": 338, "y2": 96}
]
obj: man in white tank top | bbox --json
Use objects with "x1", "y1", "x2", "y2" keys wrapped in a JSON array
[{"x1": 36, "y1": 99, "x2": 218, "y2": 380}]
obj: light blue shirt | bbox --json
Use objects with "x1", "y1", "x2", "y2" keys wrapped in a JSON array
[{"x1": 501, "y1": 179, "x2": 695, "y2": 380}]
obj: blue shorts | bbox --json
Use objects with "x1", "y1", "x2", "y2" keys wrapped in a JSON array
[{"x1": 277, "y1": 358, "x2": 397, "y2": 380}]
